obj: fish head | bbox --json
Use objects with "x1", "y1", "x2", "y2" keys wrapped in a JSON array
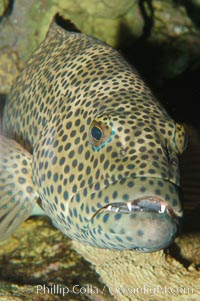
[
  {"x1": 77, "y1": 103, "x2": 187, "y2": 252},
  {"x1": 33, "y1": 94, "x2": 187, "y2": 252}
]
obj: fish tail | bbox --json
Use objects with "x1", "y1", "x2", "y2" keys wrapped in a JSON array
[{"x1": 0, "y1": 135, "x2": 38, "y2": 240}]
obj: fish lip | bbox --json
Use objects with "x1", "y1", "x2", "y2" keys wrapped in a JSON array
[{"x1": 92, "y1": 196, "x2": 179, "y2": 220}]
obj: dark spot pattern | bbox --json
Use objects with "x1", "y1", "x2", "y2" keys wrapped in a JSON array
[{"x1": 2, "y1": 23, "x2": 187, "y2": 251}]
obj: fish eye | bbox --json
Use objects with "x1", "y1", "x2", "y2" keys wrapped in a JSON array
[
  {"x1": 91, "y1": 126, "x2": 103, "y2": 141},
  {"x1": 89, "y1": 118, "x2": 115, "y2": 151}
]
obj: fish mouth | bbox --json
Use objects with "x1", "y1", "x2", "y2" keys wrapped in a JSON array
[
  {"x1": 89, "y1": 196, "x2": 180, "y2": 252},
  {"x1": 92, "y1": 196, "x2": 178, "y2": 220}
]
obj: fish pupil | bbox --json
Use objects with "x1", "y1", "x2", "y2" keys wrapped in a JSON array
[{"x1": 91, "y1": 126, "x2": 102, "y2": 141}]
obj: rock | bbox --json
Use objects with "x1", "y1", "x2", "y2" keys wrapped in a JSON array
[
  {"x1": 0, "y1": 48, "x2": 22, "y2": 94},
  {"x1": 150, "y1": 0, "x2": 200, "y2": 78},
  {"x1": 72, "y1": 236, "x2": 200, "y2": 301},
  {"x1": 0, "y1": 217, "x2": 115, "y2": 301}
]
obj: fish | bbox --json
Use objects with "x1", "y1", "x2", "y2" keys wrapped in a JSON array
[{"x1": 0, "y1": 22, "x2": 187, "y2": 252}]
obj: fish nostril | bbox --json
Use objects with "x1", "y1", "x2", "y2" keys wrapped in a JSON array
[{"x1": 120, "y1": 147, "x2": 128, "y2": 157}]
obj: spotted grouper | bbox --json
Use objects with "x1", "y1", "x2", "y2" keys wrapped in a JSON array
[{"x1": 0, "y1": 23, "x2": 187, "y2": 252}]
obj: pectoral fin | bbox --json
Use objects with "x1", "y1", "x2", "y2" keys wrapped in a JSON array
[{"x1": 0, "y1": 135, "x2": 38, "y2": 240}]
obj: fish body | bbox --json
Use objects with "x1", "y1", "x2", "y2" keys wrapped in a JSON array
[{"x1": 0, "y1": 23, "x2": 187, "y2": 252}]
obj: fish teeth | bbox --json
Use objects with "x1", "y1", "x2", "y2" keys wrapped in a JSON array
[
  {"x1": 159, "y1": 204, "x2": 166, "y2": 214},
  {"x1": 106, "y1": 205, "x2": 121, "y2": 212},
  {"x1": 107, "y1": 205, "x2": 112, "y2": 211},
  {"x1": 127, "y1": 202, "x2": 132, "y2": 212}
]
